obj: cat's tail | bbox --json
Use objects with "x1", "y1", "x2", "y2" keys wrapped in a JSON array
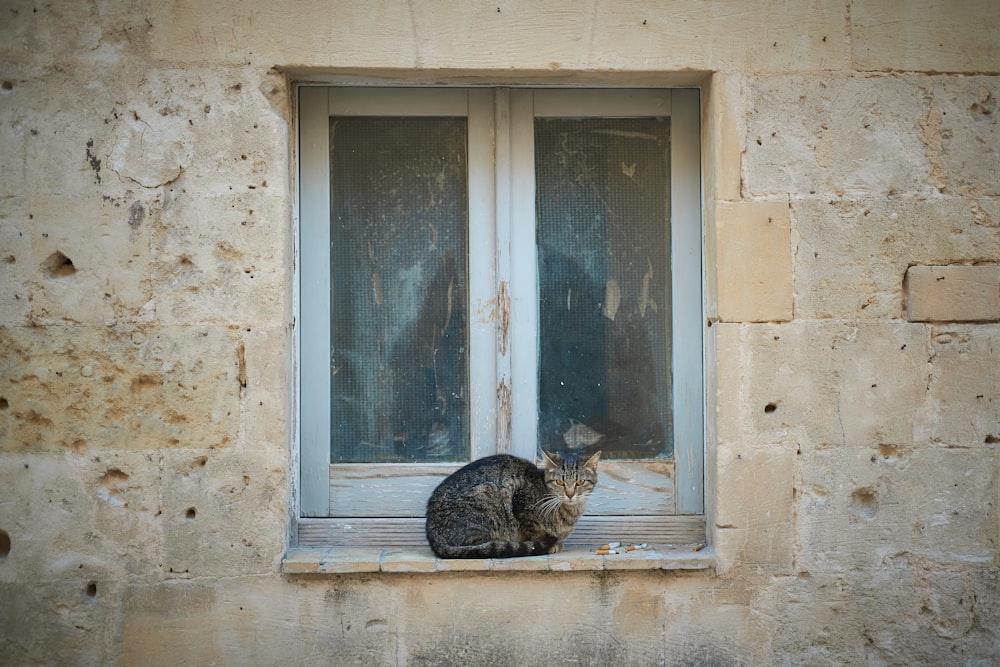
[{"x1": 430, "y1": 535, "x2": 559, "y2": 559}]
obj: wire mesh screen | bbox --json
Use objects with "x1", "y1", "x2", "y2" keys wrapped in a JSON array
[
  {"x1": 329, "y1": 117, "x2": 470, "y2": 463},
  {"x1": 535, "y1": 117, "x2": 673, "y2": 460}
]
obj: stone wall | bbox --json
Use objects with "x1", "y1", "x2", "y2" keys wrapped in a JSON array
[{"x1": 1, "y1": 1, "x2": 998, "y2": 664}]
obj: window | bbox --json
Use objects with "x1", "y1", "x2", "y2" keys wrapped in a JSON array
[{"x1": 298, "y1": 87, "x2": 703, "y2": 548}]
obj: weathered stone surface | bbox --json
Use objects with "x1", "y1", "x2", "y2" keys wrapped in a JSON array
[
  {"x1": 1, "y1": 1, "x2": 999, "y2": 665},
  {"x1": 715, "y1": 199, "x2": 793, "y2": 322},
  {"x1": 906, "y1": 265, "x2": 1000, "y2": 322},
  {"x1": 852, "y1": 0, "x2": 1000, "y2": 73},
  {"x1": 713, "y1": 444, "x2": 795, "y2": 573},
  {"x1": 0, "y1": 325, "x2": 240, "y2": 452},
  {"x1": 156, "y1": 448, "x2": 288, "y2": 577},
  {"x1": 918, "y1": 325, "x2": 1000, "y2": 446},
  {"x1": 704, "y1": 72, "x2": 745, "y2": 205},
  {"x1": 746, "y1": 75, "x2": 934, "y2": 197},
  {"x1": 715, "y1": 321, "x2": 931, "y2": 450},
  {"x1": 922, "y1": 77, "x2": 1000, "y2": 197},
  {"x1": 796, "y1": 446, "x2": 997, "y2": 572},
  {"x1": 149, "y1": 0, "x2": 847, "y2": 73},
  {"x1": 149, "y1": 192, "x2": 289, "y2": 326},
  {"x1": 792, "y1": 197, "x2": 1000, "y2": 320}
]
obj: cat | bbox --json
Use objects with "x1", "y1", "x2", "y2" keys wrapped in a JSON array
[{"x1": 425, "y1": 449, "x2": 601, "y2": 558}]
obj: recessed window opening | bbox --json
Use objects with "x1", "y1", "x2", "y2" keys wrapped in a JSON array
[{"x1": 298, "y1": 87, "x2": 704, "y2": 548}]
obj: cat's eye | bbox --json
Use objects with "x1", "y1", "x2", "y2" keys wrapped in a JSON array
[
  {"x1": 555, "y1": 480, "x2": 565, "y2": 486},
  {"x1": 575, "y1": 480, "x2": 584, "y2": 487}
]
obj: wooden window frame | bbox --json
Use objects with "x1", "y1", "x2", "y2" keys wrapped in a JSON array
[{"x1": 296, "y1": 86, "x2": 704, "y2": 547}]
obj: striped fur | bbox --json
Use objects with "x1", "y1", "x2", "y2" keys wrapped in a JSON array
[{"x1": 425, "y1": 451, "x2": 600, "y2": 559}]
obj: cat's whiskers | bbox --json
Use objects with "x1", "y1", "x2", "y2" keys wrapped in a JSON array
[{"x1": 533, "y1": 494, "x2": 564, "y2": 519}]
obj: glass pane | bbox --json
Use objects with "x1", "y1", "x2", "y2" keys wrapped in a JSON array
[
  {"x1": 329, "y1": 117, "x2": 469, "y2": 463},
  {"x1": 535, "y1": 117, "x2": 672, "y2": 460}
]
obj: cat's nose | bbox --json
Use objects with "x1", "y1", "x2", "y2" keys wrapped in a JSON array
[{"x1": 565, "y1": 487, "x2": 575, "y2": 499}]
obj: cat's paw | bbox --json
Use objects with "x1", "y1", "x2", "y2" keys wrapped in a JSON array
[{"x1": 547, "y1": 543, "x2": 563, "y2": 554}]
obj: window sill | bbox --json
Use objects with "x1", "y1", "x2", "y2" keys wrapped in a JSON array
[{"x1": 282, "y1": 544, "x2": 715, "y2": 575}]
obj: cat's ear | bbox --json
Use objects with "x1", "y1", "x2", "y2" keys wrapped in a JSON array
[
  {"x1": 541, "y1": 449, "x2": 561, "y2": 469},
  {"x1": 584, "y1": 450, "x2": 602, "y2": 472}
]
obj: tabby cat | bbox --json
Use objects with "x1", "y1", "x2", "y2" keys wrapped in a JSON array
[{"x1": 425, "y1": 449, "x2": 601, "y2": 558}]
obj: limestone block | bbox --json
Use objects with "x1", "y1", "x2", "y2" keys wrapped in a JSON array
[
  {"x1": 795, "y1": 446, "x2": 997, "y2": 573},
  {"x1": 759, "y1": 559, "x2": 999, "y2": 665},
  {"x1": 923, "y1": 77, "x2": 1000, "y2": 196},
  {"x1": 4, "y1": 194, "x2": 155, "y2": 326},
  {"x1": 0, "y1": 325, "x2": 240, "y2": 452},
  {"x1": 0, "y1": 3, "x2": 108, "y2": 70},
  {"x1": 917, "y1": 325, "x2": 1000, "y2": 446},
  {"x1": 0, "y1": 578, "x2": 124, "y2": 666},
  {"x1": 0, "y1": 448, "x2": 286, "y2": 586},
  {"x1": 6, "y1": 71, "x2": 145, "y2": 199},
  {"x1": 793, "y1": 198, "x2": 1000, "y2": 320},
  {"x1": 157, "y1": 448, "x2": 288, "y2": 577},
  {"x1": 712, "y1": 444, "x2": 795, "y2": 573},
  {"x1": 852, "y1": 0, "x2": 1000, "y2": 73},
  {"x1": 0, "y1": 453, "x2": 165, "y2": 584},
  {"x1": 238, "y1": 326, "x2": 292, "y2": 449},
  {"x1": 704, "y1": 72, "x2": 745, "y2": 204},
  {"x1": 150, "y1": 192, "x2": 289, "y2": 325},
  {"x1": 714, "y1": 321, "x2": 930, "y2": 450},
  {"x1": 715, "y1": 200, "x2": 793, "y2": 322},
  {"x1": 101, "y1": 68, "x2": 290, "y2": 195},
  {"x1": 121, "y1": 579, "x2": 310, "y2": 667},
  {"x1": 150, "y1": 0, "x2": 847, "y2": 73},
  {"x1": 0, "y1": 65, "x2": 286, "y2": 202},
  {"x1": 906, "y1": 265, "x2": 1000, "y2": 323},
  {"x1": 746, "y1": 75, "x2": 933, "y2": 197}
]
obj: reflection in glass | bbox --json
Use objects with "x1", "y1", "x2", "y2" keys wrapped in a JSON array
[
  {"x1": 329, "y1": 117, "x2": 469, "y2": 462},
  {"x1": 535, "y1": 118, "x2": 672, "y2": 460}
]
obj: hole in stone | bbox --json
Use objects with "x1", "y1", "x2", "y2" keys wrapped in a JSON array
[
  {"x1": 85, "y1": 582, "x2": 97, "y2": 598},
  {"x1": 986, "y1": 434, "x2": 999, "y2": 444},
  {"x1": 764, "y1": 403, "x2": 778, "y2": 414},
  {"x1": 186, "y1": 507, "x2": 197, "y2": 520},
  {"x1": 878, "y1": 444, "x2": 899, "y2": 459},
  {"x1": 850, "y1": 487, "x2": 878, "y2": 519},
  {"x1": 43, "y1": 251, "x2": 76, "y2": 277},
  {"x1": 0, "y1": 397, "x2": 8, "y2": 410},
  {"x1": 0, "y1": 529, "x2": 10, "y2": 560}
]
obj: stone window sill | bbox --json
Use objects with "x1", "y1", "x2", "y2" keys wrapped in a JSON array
[{"x1": 282, "y1": 544, "x2": 715, "y2": 575}]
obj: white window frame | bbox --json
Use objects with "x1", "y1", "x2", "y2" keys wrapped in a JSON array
[{"x1": 296, "y1": 86, "x2": 704, "y2": 547}]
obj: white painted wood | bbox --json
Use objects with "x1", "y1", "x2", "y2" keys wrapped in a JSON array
[
  {"x1": 493, "y1": 88, "x2": 514, "y2": 455},
  {"x1": 298, "y1": 86, "x2": 333, "y2": 517},
  {"x1": 297, "y1": 86, "x2": 705, "y2": 540},
  {"x1": 586, "y1": 460, "x2": 676, "y2": 515},
  {"x1": 297, "y1": 515, "x2": 705, "y2": 548},
  {"x1": 669, "y1": 89, "x2": 705, "y2": 515},
  {"x1": 508, "y1": 89, "x2": 539, "y2": 462},
  {"x1": 467, "y1": 89, "x2": 498, "y2": 461},
  {"x1": 532, "y1": 88, "x2": 672, "y2": 118},
  {"x1": 326, "y1": 87, "x2": 469, "y2": 116},
  {"x1": 330, "y1": 463, "x2": 460, "y2": 517},
  {"x1": 300, "y1": 87, "x2": 479, "y2": 517},
  {"x1": 329, "y1": 459, "x2": 675, "y2": 518}
]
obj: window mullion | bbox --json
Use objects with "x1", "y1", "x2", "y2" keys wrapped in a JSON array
[
  {"x1": 493, "y1": 88, "x2": 514, "y2": 455},
  {"x1": 468, "y1": 89, "x2": 498, "y2": 460},
  {"x1": 507, "y1": 89, "x2": 539, "y2": 462}
]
